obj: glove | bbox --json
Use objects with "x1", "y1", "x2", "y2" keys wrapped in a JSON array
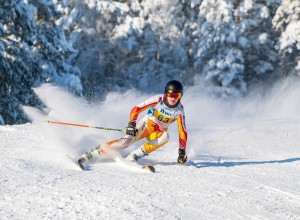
[
  {"x1": 177, "y1": 148, "x2": 187, "y2": 164},
  {"x1": 126, "y1": 121, "x2": 137, "y2": 136}
]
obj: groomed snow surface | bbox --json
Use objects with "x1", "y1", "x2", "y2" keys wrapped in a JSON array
[{"x1": 1, "y1": 82, "x2": 300, "y2": 219}]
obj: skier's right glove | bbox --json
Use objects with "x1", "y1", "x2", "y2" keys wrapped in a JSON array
[
  {"x1": 177, "y1": 149, "x2": 188, "y2": 164},
  {"x1": 126, "y1": 121, "x2": 137, "y2": 136}
]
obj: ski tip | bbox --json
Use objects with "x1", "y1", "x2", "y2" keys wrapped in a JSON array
[
  {"x1": 77, "y1": 159, "x2": 85, "y2": 171},
  {"x1": 144, "y1": 165, "x2": 155, "y2": 173}
]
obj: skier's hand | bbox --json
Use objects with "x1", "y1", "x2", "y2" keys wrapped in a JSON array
[
  {"x1": 126, "y1": 121, "x2": 137, "y2": 136},
  {"x1": 177, "y1": 148, "x2": 187, "y2": 164}
]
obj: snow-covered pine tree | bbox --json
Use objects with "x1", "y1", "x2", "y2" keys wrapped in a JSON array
[
  {"x1": 273, "y1": 0, "x2": 300, "y2": 77},
  {"x1": 122, "y1": 0, "x2": 188, "y2": 92},
  {"x1": 0, "y1": 0, "x2": 82, "y2": 125},
  {"x1": 190, "y1": 0, "x2": 281, "y2": 97},
  {"x1": 190, "y1": 0, "x2": 246, "y2": 97},
  {"x1": 63, "y1": 0, "x2": 189, "y2": 97},
  {"x1": 60, "y1": 0, "x2": 131, "y2": 100},
  {"x1": 235, "y1": 0, "x2": 281, "y2": 89}
]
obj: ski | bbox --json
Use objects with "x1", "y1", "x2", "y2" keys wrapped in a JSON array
[
  {"x1": 77, "y1": 158, "x2": 155, "y2": 173},
  {"x1": 76, "y1": 149, "x2": 155, "y2": 173},
  {"x1": 143, "y1": 165, "x2": 155, "y2": 173}
]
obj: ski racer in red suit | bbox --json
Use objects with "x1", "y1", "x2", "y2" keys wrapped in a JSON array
[{"x1": 78, "y1": 80, "x2": 188, "y2": 169}]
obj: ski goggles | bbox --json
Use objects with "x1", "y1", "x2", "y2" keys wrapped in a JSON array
[{"x1": 164, "y1": 91, "x2": 182, "y2": 99}]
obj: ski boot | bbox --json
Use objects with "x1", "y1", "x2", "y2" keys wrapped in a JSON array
[
  {"x1": 125, "y1": 146, "x2": 148, "y2": 162},
  {"x1": 78, "y1": 145, "x2": 102, "y2": 170}
]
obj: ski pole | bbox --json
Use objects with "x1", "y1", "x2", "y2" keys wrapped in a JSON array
[{"x1": 44, "y1": 120, "x2": 125, "y2": 132}]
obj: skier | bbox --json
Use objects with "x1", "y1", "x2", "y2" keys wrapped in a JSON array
[{"x1": 78, "y1": 80, "x2": 188, "y2": 169}]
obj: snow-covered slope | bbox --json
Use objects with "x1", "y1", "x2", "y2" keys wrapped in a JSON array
[{"x1": 1, "y1": 82, "x2": 300, "y2": 219}]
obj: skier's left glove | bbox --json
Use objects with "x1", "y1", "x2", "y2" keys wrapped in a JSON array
[
  {"x1": 177, "y1": 149, "x2": 187, "y2": 164},
  {"x1": 126, "y1": 121, "x2": 137, "y2": 136}
]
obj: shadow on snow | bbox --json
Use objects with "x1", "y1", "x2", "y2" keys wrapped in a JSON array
[{"x1": 186, "y1": 157, "x2": 300, "y2": 168}]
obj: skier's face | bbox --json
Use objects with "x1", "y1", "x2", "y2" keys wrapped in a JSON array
[{"x1": 166, "y1": 92, "x2": 181, "y2": 105}]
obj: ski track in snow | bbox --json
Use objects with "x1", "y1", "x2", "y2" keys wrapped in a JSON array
[{"x1": 1, "y1": 117, "x2": 300, "y2": 220}]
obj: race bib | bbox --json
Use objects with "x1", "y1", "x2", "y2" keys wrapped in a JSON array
[{"x1": 148, "y1": 108, "x2": 175, "y2": 124}]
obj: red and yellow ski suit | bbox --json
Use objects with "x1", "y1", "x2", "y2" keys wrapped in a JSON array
[{"x1": 103, "y1": 95, "x2": 187, "y2": 155}]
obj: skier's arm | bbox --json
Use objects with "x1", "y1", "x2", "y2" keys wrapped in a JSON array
[
  {"x1": 129, "y1": 96, "x2": 162, "y2": 122},
  {"x1": 177, "y1": 114, "x2": 188, "y2": 163},
  {"x1": 126, "y1": 96, "x2": 162, "y2": 136}
]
